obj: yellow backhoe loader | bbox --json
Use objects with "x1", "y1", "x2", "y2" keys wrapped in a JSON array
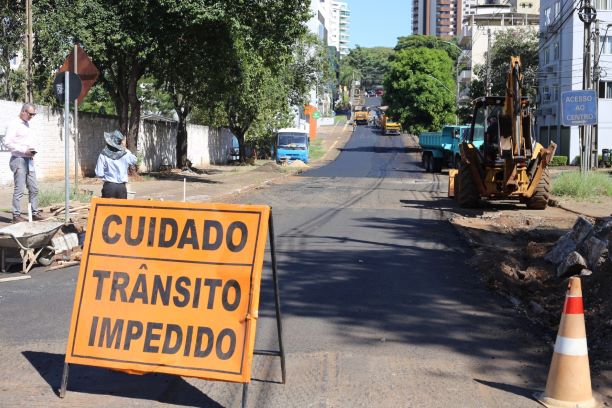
[{"x1": 449, "y1": 56, "x2": 557, "y2": 209}]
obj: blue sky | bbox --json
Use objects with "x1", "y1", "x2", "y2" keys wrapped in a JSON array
[{"x1": 347, "y1": 0, "x2": 411, "y2": 48}]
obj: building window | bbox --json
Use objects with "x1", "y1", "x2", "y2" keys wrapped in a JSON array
[
  {"x1": 544, "y1": 7, "x2": 551, "y2": 26},
  {"x1": 543, "y1": 48, "x2": 549, "y2": 64},
  {"x1": 602, "y1": 37, "x2": 612, "y2": 54},
  {"x1": 543, "y1": 86, "x2": 551, "y2": 102},
  {"x1": 599, "y1": 81, "x2": 612, "y2": 98},
  {"x1": 553, "y1": 42, "x2": 559, "y2": 60},
  {"x1": 553, "y1": 86, "x2": 559, "y2": 101}
]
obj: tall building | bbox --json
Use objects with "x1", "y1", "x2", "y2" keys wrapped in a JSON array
[
  {"x1": 537, "y1": 0, "x2": 612, "y2": 162},
  {"x1": 329, "y1": 1, "x2": 350, "y2": 57},
  {"x1": 457, "y1": 0, "x2": 539, "y2": 103},
  {"x1": 412, "y1": 0, "x2": 463, "y2": 38}
]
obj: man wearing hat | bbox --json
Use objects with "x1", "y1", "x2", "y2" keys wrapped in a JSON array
[{"x1": 95, "y1": 130, "x2": 137, "y2": 198}]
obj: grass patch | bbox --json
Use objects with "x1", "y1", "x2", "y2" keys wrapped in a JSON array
[
  {"x1": 38, "y1": 188, "x2": 93, "y2": 207},
  {"x1": 551, "y1": 171, "x2": 612, "y2": 200},
  {"x1": 334, "y1": 115, "x2": 348, "y2": 124},
  {"x1": 309, "y1": 139, "x2": 326, "y2": 161}
]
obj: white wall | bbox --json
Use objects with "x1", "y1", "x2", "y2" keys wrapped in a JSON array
[{"x1": 0, "y1": 100, "x2": 232, "y2": 185}]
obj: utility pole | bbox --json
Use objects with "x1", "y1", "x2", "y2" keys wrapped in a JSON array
[
  {"x1": 25, "y1": 0, "x2": 33, "y2": 103},
  {"x1": 592, "y1": 20, "x2": 600, "y2": 169},
  {"x1": 485, "y1": 28, "x2": 491, "y2": 96},
  {"x1": 579, "y1": 1, "x2": 595, "y2": 173}
]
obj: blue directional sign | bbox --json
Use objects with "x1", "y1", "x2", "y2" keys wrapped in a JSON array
[{"x1": 561, "y1": 90, "x2": 598, "y2": 126}]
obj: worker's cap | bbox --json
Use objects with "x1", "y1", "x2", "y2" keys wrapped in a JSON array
[{"x1": 104, "y1": 129, "x2": 126, "y2": 151}]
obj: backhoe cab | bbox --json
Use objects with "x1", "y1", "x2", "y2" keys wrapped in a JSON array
[{"x1": 450, "y1": 56, "x2": 557, "y2": 209}]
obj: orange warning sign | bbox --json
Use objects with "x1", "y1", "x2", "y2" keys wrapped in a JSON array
[{"x1": 65, "y1": 198, "x2": 270, "y2": 383}]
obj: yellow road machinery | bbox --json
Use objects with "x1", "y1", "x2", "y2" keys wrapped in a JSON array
[
  {"x1": 354, "y1": 109, "x2": 368, "y2": 125},
  {"x1": 378, "y1": 106, "x2": 402, "y2": 135},
  {"x1": 450, "y1": 56, "x2": 557, "y2": 209}
]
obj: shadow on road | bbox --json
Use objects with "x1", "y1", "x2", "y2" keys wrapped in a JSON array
[
  {"x1": 474, "y1": 378, "x2": 537, "y2": 400},
  {"x1": 22, "y1": 351, "x2": 223, "y2": 407},
  {"x1": 255, "y1": 211, "x2": 551, "y2": 391}
]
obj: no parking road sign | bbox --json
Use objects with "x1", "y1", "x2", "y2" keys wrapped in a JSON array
[{"x1": 561, "y1": 90, "x2": 598, "y2": 126}]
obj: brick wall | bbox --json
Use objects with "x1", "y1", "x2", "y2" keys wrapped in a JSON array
[{"x1": 0, "y1": 100, "x2": 232, "y2": 185}]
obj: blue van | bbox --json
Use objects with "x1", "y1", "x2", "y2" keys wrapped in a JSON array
[{"x1": 276, "y1": 128, "x2": 309, "y2": 164}]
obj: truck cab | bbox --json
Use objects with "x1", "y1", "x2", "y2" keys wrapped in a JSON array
[{"x1": 276, "y1": 128, "x2": 310, "y2": 164}]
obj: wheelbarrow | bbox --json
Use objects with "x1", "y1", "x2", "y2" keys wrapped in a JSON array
[{"x1": 0, "y1": 221, "x2": 64, "y2": 274}]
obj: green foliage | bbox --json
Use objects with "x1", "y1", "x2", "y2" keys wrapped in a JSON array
[
  {"x1": 552, "y1": 171, "x2": 612, "y2": 199},
  {"x1": 38, "y1": 188, "x2": 92, "y2": 207},
  {"x1": 395, "y1": 35, "x2": 461, "y2": 60},
  {"x1": 309, "y1": 139, "x2": 325, "y2": 161},
  {"x1": 79, "y1": 83, "x2": 116, "y2": 115},
  {"x1": 471, "y1": 28, "x2": 539, "y2": 100},
  {"x1": 549, "y1": 156, "x2": 568, "y2": 166},
  {"x1": 22, "y1": 0, "x2": 317, "y2": 165},
  {"x1": 0, "y1": 0, "x2": 25, "y2": 100},
  {"x1": 383, "y1": 41, "x2": 456, "y2": 134},
  {"x1": 342, "y1": 46, "x2": 394, "y2": 89}
]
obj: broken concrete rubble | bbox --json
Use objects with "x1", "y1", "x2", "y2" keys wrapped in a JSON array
[
  {"x1": 545, "y1": 214, "x2": 612, "y2": 276},
  {"x1": 556, "y1": 251, "x2": 588, "y2": 278},
  {"x1": 544, "y1": 215, "x2": 594, "y2": 265}
]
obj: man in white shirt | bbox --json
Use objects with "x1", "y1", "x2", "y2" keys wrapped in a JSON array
[
  {"x1": 5, "y1": 103, "x2": 43, "y2": 223},
  {"x1": 95, "y1": 130, "x2": 137, "y2": 199}
]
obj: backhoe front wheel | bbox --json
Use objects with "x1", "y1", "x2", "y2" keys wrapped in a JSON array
[
  {"x1": 456, "y1": 163, "x2": 479, "y2": 208},
  {"x1": 525, "y1": 169, "x2": 551, "y2": 210}
]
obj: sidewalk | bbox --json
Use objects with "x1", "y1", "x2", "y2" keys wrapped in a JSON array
[{"x1": 0, "y1": 123, "x2": 353, "y2": 227}]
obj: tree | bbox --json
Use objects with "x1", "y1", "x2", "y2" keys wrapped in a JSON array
[
  {"x1": 342, "y1": 46, "x2": 394, "y2": 89},
  {"x1": 384, "y1": 39, "x2": 456, "y2": 134},
  {"x1": 395, "y1": 35, "x2": 461, "y2": 61},
  {"x1": 207, "y1": 1, "x2": 312, "y2": 163},
  {"x1": 0, "y1": 0, "x2": 25, "y2": 100},
  {"x1": 148, "y1": 3, "x2": 232, "y2": 168},
  {"x1": 33, "y1": 0, "x2": 166, "y2": 149},
  {"x1": 471, "y1": 28, "x2": 539, "y2": 101}
]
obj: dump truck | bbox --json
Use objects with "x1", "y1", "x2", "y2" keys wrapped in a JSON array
[
  {"x1": 450, "y1": 56, "x2": 557, "y2": 209},
  {"x1": 378, "y1": 106, "x2": 401, "y2": 135},
  {"x1": 419, "y1": 125, "x2": 482, "y2": 172}
]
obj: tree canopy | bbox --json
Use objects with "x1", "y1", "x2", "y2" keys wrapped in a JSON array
[
  {"x1": 19, "y1": 0, "x2": 318, "y2": 165},
  {"x1": 470, "y1": 28, "x2": 539, "y2": 101},
  {"x1": 383, "y1": 36, "x2": 456, "y2": 134},
  {"x1": 0, "y1": 0, "x2": 25, "y2": 100},
  {"x1": 341, "y1": 46, "x2": 394, "y2": 89}
]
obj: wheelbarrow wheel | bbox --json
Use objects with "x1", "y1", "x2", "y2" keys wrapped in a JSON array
[{"x1": 37, "y1": 248, "x2": 55, "y2": 266}]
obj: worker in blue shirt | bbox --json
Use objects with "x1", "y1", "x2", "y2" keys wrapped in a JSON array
[{"x1": 95, "y1": 130, "x2": 137, "y2": 199}]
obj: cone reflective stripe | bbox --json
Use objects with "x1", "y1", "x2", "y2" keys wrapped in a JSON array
[{"x1": 535, "y1": 277, "x2": 597, "y2": 408}]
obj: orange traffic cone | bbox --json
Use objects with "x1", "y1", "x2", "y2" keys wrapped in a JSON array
[{"x1": 535, "y1": 276, "x2": 597, "y2": 408}]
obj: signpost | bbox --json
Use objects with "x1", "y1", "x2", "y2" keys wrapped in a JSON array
[
  {"x1": 561, "y1": 90, "x2": 598, "y2": 173},
  {"x1": 53, "y1": 71, "x2": 82, "y2": 222},
  {"x1": 59, "y1": 44, "x2": 99, "y2": 194},
  {"x1": 561, "y1": 90, "x2": 598, "y2": 126},
  {"x1": 61, "y1": 200, "x2": 285, "y2": 406}
]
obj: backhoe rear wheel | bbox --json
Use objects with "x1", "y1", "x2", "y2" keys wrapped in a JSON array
[
  {"x1": 525, "y1": 168, "x2": 550, "y2": 210},
  {"x1": 456, "y1": 163, "x2": 480, "y2": 208}
]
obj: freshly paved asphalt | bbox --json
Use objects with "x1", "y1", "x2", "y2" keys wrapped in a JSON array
[{"x1": 0, "y1": 117, "x2": 590, "y2": 407}]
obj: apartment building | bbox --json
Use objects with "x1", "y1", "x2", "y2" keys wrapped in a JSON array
[
  {"x1": 538, "y1": 0, "x2": 612, "y2": 161},
  {"x1": 330, "y1": 1, "x2": 350, "y2": 57},
  {"x1": 412, "y1": 0, "x2": 463, "y2": 38},
  {"x1": 457, "y1": 0, "x2": 539, "y2": 103}
]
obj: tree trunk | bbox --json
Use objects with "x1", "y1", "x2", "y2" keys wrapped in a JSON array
[
  {"x1": 126, "y1": 62, "x2": 143, "y2": 151},
  {"x1": 176, "y1": 109, "x2": 191, "y2": 168}
]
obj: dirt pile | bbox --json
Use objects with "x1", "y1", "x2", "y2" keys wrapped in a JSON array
[{"x1": 450, "y1": 212, "x2": 612, "y2": 373}]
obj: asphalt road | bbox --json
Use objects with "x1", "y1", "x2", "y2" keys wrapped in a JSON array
[{"x1": 0, "y1": 124, "x2": 551, "y2": 407}]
